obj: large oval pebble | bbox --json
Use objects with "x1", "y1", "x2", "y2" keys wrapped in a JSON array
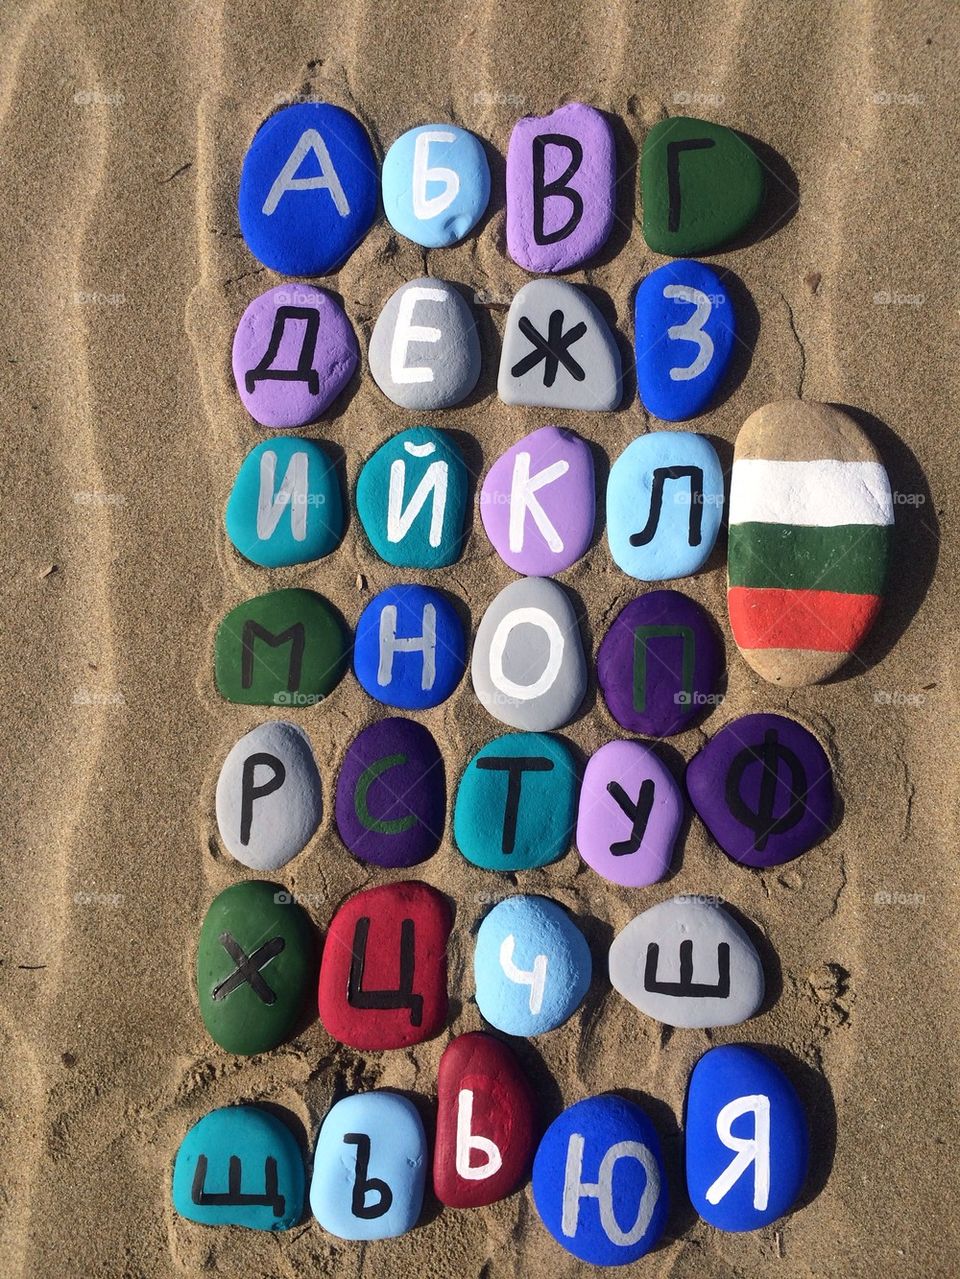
[{"x1": 727, "y1": 400, "x2": 893, "y2": 685}]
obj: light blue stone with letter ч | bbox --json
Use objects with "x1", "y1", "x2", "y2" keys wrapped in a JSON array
[
  {"x1": 353, "y1": 583, "x2": 466, "y2": 710},
  {"x1": 634, "y1": 260, "x2": 735, "y2": 421},
  {"x1": 310, "y1": 1091, "x2": 426, "y2": 1240},
  {"x1": 225, "y1": 437, "x2": 343, "y2": 568},
  {"x1": 171, "y1": 1105, "x2": 305, "y2": 1231},
  {"x1": 474, "y1": 895, "x2": 591, "y2": 1035},
  {"x1": 382, "y1": 124, "x2": 490, "y2": 248},
  {"x1": 685, "y1": 1044, "x2": 809, "y2": 1231},
  {"x1": 606, "y1": 430, "x2": 724, "y2": 580},
  {"x1": 532, "y1": 1094, "x2": 668, "y2": 1265},
  {"x1": 238, "y1": 102, "x2": 378, "y2": 276}
]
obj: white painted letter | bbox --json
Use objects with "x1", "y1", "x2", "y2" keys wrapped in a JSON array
[
  {"x1": 562, "y1": 1136, "x2": 661, "y2": 1245},
  {"x1": 489, "y1": 607, "x2": 564, "y2": 701},
  {"x1": 262, "y1": 129, "x2": 350, "y2": 217},
  {"x1": 455, "y1": 1088, "x2": 503, "y2": 1181},
  {"x1": 706, "y1": 1094, "x2": 770, "y2": 1211},
  {"x1": 665, "y1": 285, "x2": 713, "y2": 381},
  {"x1": 389, "y1": 286, "x2": 449, "y2": 384},
  {"x1": 387, "y1": 441, "x2": 448, "y2": 548},
  {"x1": 377, "y1": 603, "x2": 437, "y2": 691},
  {"x1": 499, "y1": 934, "x2": 547, "y2": 1014},
  {"x1": 412, "y1": 130, "x2": 460, "y2": 220},
  {"x1": 509, "y1": 452, "x2": 569, "y2": 554},
  {"x1": 257, "y1": 450, "x2": 309, "y2": 541}
]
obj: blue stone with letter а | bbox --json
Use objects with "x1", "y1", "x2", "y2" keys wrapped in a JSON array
[
  {"x1": 473, "y1": 895, "x2": 591, "y2": 1035},
  {"x1": 685, "y1": 1044, "x2": 809, "y2": 1231},
  {"x1": 353, "y1": 583, "x2": 465, "y2": 710},
  {"x1": 607, "y1": 430, "x2": 724, "y2": 580},
  {"x1": 310, "y1": 1091, "x2": 426, "y2": 1240},
  {"x1": 634, "y1": 260, "x2": 735, "y2": 421},
  {"x1": 172, "y1": 1105, "x2": 305, "y2": 1231},
  {"x1": 382, "y1": 123, "x2": 491, "y2": 248},
  {"x1": 532, "y1": 1094, "x2": 668, "y2": 1265},
  {"x1": 225, "y1": 437, "x2": 343, "y2": 568},
  {"x1": 238, "y1": 102, "x2": 378, "y2": 276}
]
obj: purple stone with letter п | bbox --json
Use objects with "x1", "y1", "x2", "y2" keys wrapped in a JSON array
[
  {"x1": 686, "y1": 712, "x2": 835, "y2": 868},
  {"x1": 597, "y1": 589, "x2": 723, "y2": 737},
  {"x1": 506, "y1": 103, "x2": 615, "y2": 273}
]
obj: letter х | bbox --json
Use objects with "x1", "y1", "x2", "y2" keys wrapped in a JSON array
[{"x1": 213, "y1": 931, "x2": 286, "y2": 1005}]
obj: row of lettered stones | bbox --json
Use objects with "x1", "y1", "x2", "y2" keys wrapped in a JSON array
[
  {"x1": 223, "y1": 404, "x2": 895, "y2": 691},
  {"x1": 174, "y1": 1041, "x2": 808, "y2": 1257},
  {"x1": 235, "y1": 269, "x2": 735, "y2": 423},
  {"x1": 217, "y1": 712, "x2": 835, "y2": 882},
  {"x1": 238, "y1": 103, "x2": 766, "y2": 275}
]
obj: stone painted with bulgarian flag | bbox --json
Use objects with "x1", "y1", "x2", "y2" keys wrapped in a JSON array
[{"x1": 727, "y1": 400, "x2": 893, "y2": 685}]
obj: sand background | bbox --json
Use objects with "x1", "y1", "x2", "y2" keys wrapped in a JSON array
[{"x1": 0, "y1": 0, "x2": 957, "y2": 1275}]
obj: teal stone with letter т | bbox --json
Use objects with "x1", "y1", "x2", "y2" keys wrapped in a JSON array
[
  {"x1": 214, "y1": 588, "x2": 347, "y2": 707},
  {"x1": 225, "y1": 437, "x2": 343, "y2": 568},
  {"x1": 310, "y1": 1091, "x2": 427, "y2": 1240},
  {"x1": 454, "y1": 732, "x2": 576, "y2": 871},
  {"x1": 172, "y1": 1105, "x2": 305, "y2": 1230},
  {"x1": 196, "y1": 880, "x2": 315, "y2": 1056},
  {"x1": 356, "y1": 425, "x2": 468, "y2": 569}
]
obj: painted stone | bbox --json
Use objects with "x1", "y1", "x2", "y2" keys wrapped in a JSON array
[
  {"x1": 471, "y1": 577, "x2": 586, "y2": 731},
  {"x1": 335, "y1": 717, "x2": 445, "y2": 869},
  {"x1": 172, "y1": 1105, "x2": 305, "y2": 1231},
  {"x1": 215, "y1": 721, "x2": 321, "y2": 872},
  {"x1": 506, "y1": 103, "x2": 615, "y2": 273},
  {"x1": 473, "y1": 895, "x2": 591, "y2": 1036},
  {"x1": 634, "y1": 260, "x2": 735, "y2": 421},
  {"x1": 225, "y1": 437, "x2": 343, "y2": 568},
  {"x1": 606, "y1": 431, "x2": 724, "y2": 580},
  {"x1": 318, "y1": 881, "x2": 451, "y2": 1050},
  {"x1": 480, "y1": 426, "x2": 594, "y2": 577},
  {"x1": 356, "y1": 425, "x2": 467, "y2": 569},
  {"x1": 728, "y1": 400, "x2": 893, "y2": 685},
  {"x1": 454, "y1": 732, "x2": 576, "y2": 872},
  {"x1": 238, "y1": 102, "x2": 378, "y2": 276},
  {"x1": 686, "y1": 1044, "x2": 809, "y2": 1232},
  {"x1": 368, "y1": 278, "x2": 481, "y2": 410},
  {"x1": 434, "y1": 1031, "x2": 536, "y2": 1208},
  {"x1": 685, "y1": 712, "x2": 834, "y2": 868},
  {"x1": 498, "y1": 280, "x2": 622, "y2": 410},
  {"x1": 231, "y1": 284, "x2": 358, "y2": 428},
  {"x1": 197, "y1": 880, "x2": 314, "y2": 1055},
  {"x1": 214, "y1": 588, "x2": 346, "y2": 707},
  {"x1": 353, "y1": 583, "x2": 465, "y2": 710},
  {"x1": 576, "y1": 740, "x2": 682, "y2": 887},
  {"x1": 532, "y1": 1095, "x2": 668, "y2": 1265},
  {"x1": 310, "y1": 1092, "x2": 426, "y2": 1240},
  {"x1": 641, "y1": 117, "x2": 763, "y2": 255},
  {"x1": 596, "y1": 589, "x2": 724, "y2": 737},
  {"x1": 608, "y1": 895, "x2": 764, "y2": 1029},
  {"x1": 382, "y1": 123, "x2": 490, "y2": 248}
]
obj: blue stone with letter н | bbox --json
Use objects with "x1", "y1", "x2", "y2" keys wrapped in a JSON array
[
  {"x1": 532, "y1": 1094, "x2": 668, "y2": 1265},
  {"x1": 353, "y1": 583, "x2": 466, "y2": 710},
  {"x1": 171, "y1": 1105, "x2": 305, "y2": 1231},
  {"x1": 634, "y1": 259, "x2": 735, "y2": 421},
  {"x1": 310, "y1": 1092, "x2": 426, "y2": 1240},
  {"x1": 685, "y1": 1044, "x2": 809, "y2": 1231},
  {"x1": 382, "y1": 123, "x2": 490, "y2": 248},
  {"x1": 238, "y1": 102, "x2": 379, "y2": 276}
]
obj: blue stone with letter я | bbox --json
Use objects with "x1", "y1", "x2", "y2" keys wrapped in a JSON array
[
  {"x1": 532, "y1": 1094, "x2": 668, "y2": 1265},
  {"x1": 238, "y1": 102, "x2": 379, "y2": 276},
  {"x1": 634, "y1": 259, "x2": 735, "y2": 421}
]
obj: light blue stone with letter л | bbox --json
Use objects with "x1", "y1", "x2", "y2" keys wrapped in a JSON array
[
  {"x1": 382, "y1": 123, "x2": 490, "y2": 248},
  {"x1": 606, "y1": 430, "x2": 724, "y2": 580},
  {"x1": 172, "y1": 1105, "x2": 305, "y2": 1231}
]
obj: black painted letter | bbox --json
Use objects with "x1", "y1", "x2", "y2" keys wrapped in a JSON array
[{"x1": 533, "y1": 134, "x2": 584, "y2": 245}]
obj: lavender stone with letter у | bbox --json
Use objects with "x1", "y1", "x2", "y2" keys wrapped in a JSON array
[
  {"x1": 686, "y1": 712, "x2": 835, "y2": 868},
  {"x1": 597, "y1": 589, "x2": 723, "y2": 737},
  {"x1": 506, "y1": 103, "x2": 615, "y2": 273}
]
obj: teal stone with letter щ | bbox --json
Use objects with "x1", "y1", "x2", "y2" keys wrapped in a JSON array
[
  {"x1": 214, "y1": 587, "x2": 347, "y2": 706},
  {"x1": 641, "y1": 117, "x2": 764, "y2": 255},
  {"x1": 225, "y1": 437, "x2": 343, "y2": 568},
  {"x1": 454, "y1": 732, "x2": 576, "y2": 871},
  {"x1": 196, "y1": 880, "x2": 314, "y2": 1055},
  {"x1": 172, "y1": 1105, "x2": 305, "y2": 1231},
  {"x1": 356, "y1": 425, "x2": 468, "y2": 569}
]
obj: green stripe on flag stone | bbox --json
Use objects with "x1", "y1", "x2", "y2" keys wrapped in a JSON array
[{"x1": 728, "y1": 522, "x2": 890, "y2": 595}]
